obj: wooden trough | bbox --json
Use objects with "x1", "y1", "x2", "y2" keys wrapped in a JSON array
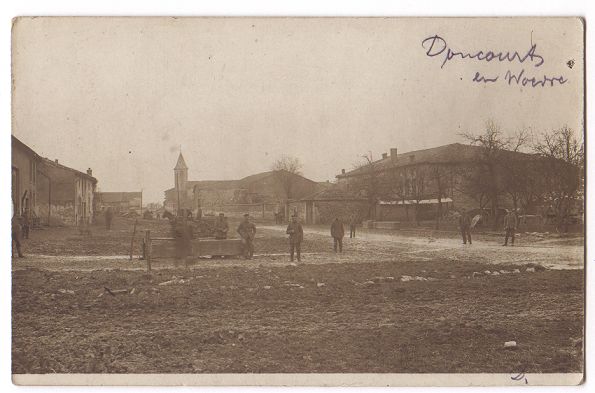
[{"x1": 141, "y1": 230, "x2": 244, "y2": 271}]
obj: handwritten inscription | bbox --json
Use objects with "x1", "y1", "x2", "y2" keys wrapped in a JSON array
[{"x1": 422, "y1": 34, "x2": 568, "y2": 88}]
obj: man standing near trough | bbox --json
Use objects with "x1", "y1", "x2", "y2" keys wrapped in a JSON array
[
  {"x1": 331, "y1": 217, "x2": 345, "y2": 253},
  {"x1": 286, "y1": 214, "x2": 304, "y2": 262},
  {"x1": 214, "y1": 213, "x2": 229, "y2": 240},
  {"x1": 237, "y1": 213, "x2": 256, "y2": 259}
]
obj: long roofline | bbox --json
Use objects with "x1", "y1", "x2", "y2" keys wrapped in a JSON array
[
  {"x1": 335, "y1": 142, "x2": 538, "y2": 179},
  {"x1": 40, "y1": 157, "x2": 97, "y2": 183}
]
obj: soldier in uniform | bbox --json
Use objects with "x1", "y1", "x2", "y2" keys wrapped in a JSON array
[
  {"x1": 503, "y1": 209, "x2": 518, "y2": 246},
  {"x1": 349, "y1": 213, "x2": 357, "y2": 238},
  {"x1": 214, "y1": 213, "x2": 229, "y2": 240},
  {"x1": 237, "y1": 213, "x2": 256, "y2": 259},
  {"x1": 286, "y1": 214, "x2": 304, "y2": 262},
  {"x1": 459, "y1": 208, "x2": 472, "y2": 245},
  {"x1": 104, "y1": 207, "x2": 114, "y2": 230},
  {"x1": 331, "y1": 217, "x2": 345, "y2": 252}
]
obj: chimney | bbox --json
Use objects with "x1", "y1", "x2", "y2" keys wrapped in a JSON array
[
  {"x1": 87, "y1": 168, "x2": 93, "y2": 176},
  {"x1": 54, "y1": 159, "x2": 59, "y2": 164},
  {"x1": 390, "y1": 148, "x2": 398, "y2": 161},
  {"x1": 341, "y1": 169, "x2": 346, "y2": 175},
  {"x1": 382, "y1": 152, "x2": 388, "y2": 159}
]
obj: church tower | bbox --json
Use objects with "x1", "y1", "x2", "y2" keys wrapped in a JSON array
[{"x1": 174, "y1": 152, "x2": 188, "y2": 211}]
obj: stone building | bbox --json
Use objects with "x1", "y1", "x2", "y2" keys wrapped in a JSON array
[
  {"x1": 164, "y1": 152, "x2": 327, "y2": 219},
  {"x1": 11, "y1": 136, "x2": 40, "y2": 221},
  {"x1": 36, "y1": 158, "x2": 97, "y2": 226},
  {"x1": 333, "y1": 143, "x2": 542, "y2": 225},
  {"x1": 95, "y1": 192, "x2": 143, "y2": 215}
]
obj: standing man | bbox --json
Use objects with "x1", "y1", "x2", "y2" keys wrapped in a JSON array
[
  {"x1": 286, "y1": 214, "x2": 304, "y2": 262},
  {"x1": 214, "y1": 213, "x2": 229, "y2": 240},
  {"x1": 331, "y1": 217, "x2": 345, "y2": 252},
  {"x1": 237, "y1": 213, "x2": 256, "y2": 259},
  {"x1": 503, "y1": 209, "x2": 518, "y2": 246},
  {"x1": 459, "y1": 208, "x2": 472, "y2": 245},
  {"x1": 349, "y1": 214, "x2": 357, "y2": 238},
  {"x1": 12, "y1": 213, "x2": 24, "y2": 258},
  {"x1": 105, "y1": 207, "x2": 114, "y2": 230}
]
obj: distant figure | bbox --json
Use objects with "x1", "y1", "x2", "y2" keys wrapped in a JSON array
[
  {"x1": 214, "y1": 213, "x2": 229, "y2": 240},
  {"x1": 349, "y1": 214, "x2": 357, "y2": 238},
  {"x1": 12, "y1": 213, "x2": 24, "y2": 258},
  {"x1": 22, "y1": 208, "x2": 30, "y2": 239},
  {"x1": 143, "y1": 210, "x2": 153, "y2": 220},
  {"x1": 503, "y1": 209, "x2": 518, "y2": 246},
  {"x1": 104, "y1": 207, "x2": 114, "y2": 230},
  {"x1": 237, "y1": 213, "x2": 256, "y2": 259},
  {"x1": 331, "y1": 217, "x2": 345, "y2": 252},
  {"x1": 171, "y1": 216, "x2": 193, "y2": 267},
  {"x1": 459, "y1": 209, "x2": 472, "y2": 245},
  {"x1": 286, "y1": 214, "x2": 304, "y2": 262}
]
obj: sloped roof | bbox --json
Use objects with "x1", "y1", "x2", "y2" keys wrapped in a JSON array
[
  {"x1": 337, "y1": 143, "x2": 536, "y2": 179},
  {"x1": 40, "y1": 157, "x2": 97, "y2": 183},
  {"x1": 165, "y1": 170, "x2": 318, "y2": 193},
  {"x1": 97, "y1": 192, "x2": 142, "y2": 203},
  {"x1": 174, "y1": 153, "x2": 188, "y2": 170}
]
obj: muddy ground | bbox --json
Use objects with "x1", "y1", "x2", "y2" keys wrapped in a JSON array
[{"x1": 12, "y1": 218, "x2": 584, "y2": 374}]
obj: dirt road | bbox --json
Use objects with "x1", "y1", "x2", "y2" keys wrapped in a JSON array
[{"x1": 12, "y1": 221, "x2": 584, "y2": 374}]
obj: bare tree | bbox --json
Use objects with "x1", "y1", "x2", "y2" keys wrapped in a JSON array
[
  {"x1": 460, "y1": 120, "x2": 529, "y2": 229},
  {"x1": 427, "y1": 164, "x2": 457, "y2": 229},
  {"x1": 271, "y1": 155, "x2": 303, "y2": 220},
  {"x1": 350, "y1": 152, "x2": 380, "y2": 221},
  {"x1": 409, "y1": 165, "x2": 428, "y2": 226},
  {"x1": 533, "y1": 126, "x2": 583, "y2": 232}
]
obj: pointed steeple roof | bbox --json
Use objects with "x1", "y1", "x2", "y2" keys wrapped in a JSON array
[{"x1": 174, "y1": 152, "x2": 188, "y2": 170}]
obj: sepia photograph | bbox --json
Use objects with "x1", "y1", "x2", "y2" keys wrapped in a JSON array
[{"x1": 9, "y1": 16, "x2": 584, "y2": 386}]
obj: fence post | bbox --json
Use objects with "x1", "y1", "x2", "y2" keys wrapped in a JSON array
[{"x1": 145, "y1": 230, "x2": 151, "y2": 272}]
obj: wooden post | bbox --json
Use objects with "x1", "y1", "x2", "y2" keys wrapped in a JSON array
[
  {"x1": 144, "y1": 230, "x2": 152, "y2": 271},
  {"x1": 129, "y1": 219, "x2": 137, "y2": 260}
]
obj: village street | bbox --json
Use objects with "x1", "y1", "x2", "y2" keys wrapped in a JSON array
[
  {"x1": 12, "y1": 219, "x2": 584, "y2": 271},
  {"x1": 12, "y1": 218, "x2": 584, "y2": 374}
]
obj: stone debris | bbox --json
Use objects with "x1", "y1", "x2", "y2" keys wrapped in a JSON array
[
  {"x1": 400, "y1": 275, "x2": 414, "y2": 282},
  {"x1": 526, "y1": 267, "x2": 536, "y2": 273},
  {"x1": 263, "y1": 285, "x2": 272, "y2": 290},
  {"x1": 499, "y1": 270, "x2": 511, "y2": 274},
  {"x1": 158, "y1": 276, "x2": 195, "y2": 286},
  {"x1": 492, "y1": 271, "x2": 500, "y2": 276},
  {"x1": 504, "y1": 341, "x2": 518, "y2": 349},
  {"x1": 414, "y1": 276, "x2": 428, "y2": 281},
  {"x1": 484, "y1": 270, "x2": 491, "y2": 275},
  {"x1": 363, "y1": 280, "x2": 376, "y2": 286},
  {"x1": 57, "y1": 289, "x2": 75, "y2": 295},
  {"x1": 317, "y1": 282, "x2": 326, "y2": 288},
  {"x1": 512, "y1": 269, "x2": 521, "y2": 274}
]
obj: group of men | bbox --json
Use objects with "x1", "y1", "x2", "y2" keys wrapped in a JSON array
[{"x1": 458, "y1": 208, "x2": 519, "y2": 246}]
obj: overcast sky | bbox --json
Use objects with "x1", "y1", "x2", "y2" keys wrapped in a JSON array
[{"x1": 12, "y1": 17, "x2": 584, "y2": 203}]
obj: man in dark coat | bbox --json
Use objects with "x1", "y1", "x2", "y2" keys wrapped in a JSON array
[
  {"x1": 214, "y1": 213, "x2": 229, "y2": 240},
  {"x1": 503, "y1": 209, "x2": 518, "y2": 246},
  {"x1": 286, "y1": 214, "x2": 304, "y2": 262},
  {"x1": 105, "y1": 207, "x2": 114, "y2": 230},
  {"x1": 459, "y1": 209, "x2": 472, "y2": 245},
  {"x1": 237, "y1": 213, "x2": 256, "y2": 259},
  {"x1": 331, "y1": 217, "x2": 345, "y2": 252},
  {"x1": 349, "y1": 214, "x2": 357, "y2": 238}
]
